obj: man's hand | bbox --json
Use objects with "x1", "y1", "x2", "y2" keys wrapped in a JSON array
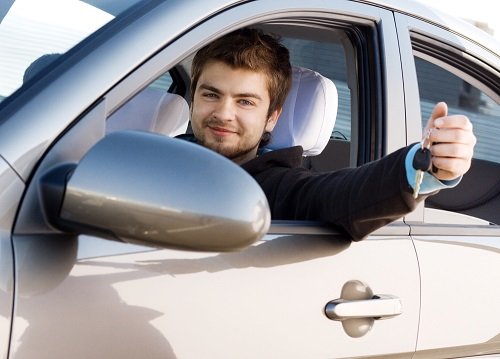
[{"x1": 424, "y1": 102, "x2": 477, "y2": 181}]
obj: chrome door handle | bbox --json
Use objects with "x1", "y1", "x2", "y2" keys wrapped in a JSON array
[
  {"x1": 324, "y1": 280, "x2": 403, "y2": 338},
  {"x1": 325, "y1": 294, "x2": 402, "y2": 320}
]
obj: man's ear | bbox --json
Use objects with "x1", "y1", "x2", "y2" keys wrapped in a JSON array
[{"x1": 265, "y1": 108, "x2": 282, "y2": 132}]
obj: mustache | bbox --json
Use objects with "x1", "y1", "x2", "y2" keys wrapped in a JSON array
[{"x1": 206, "y1": 119, "x2": 238, "y2": 133}]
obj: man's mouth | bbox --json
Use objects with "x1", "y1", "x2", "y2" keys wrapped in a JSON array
[{"x1": 208, "y1": 125, "x2": 237, "y2": 136}]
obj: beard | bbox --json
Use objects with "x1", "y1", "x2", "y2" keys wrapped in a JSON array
[
  {"x1": 195, "y1": 119, "x2": 265, "y2": 163},
  {"x1": 199, "y1": 132, "x2": 261, "y2": 161}
]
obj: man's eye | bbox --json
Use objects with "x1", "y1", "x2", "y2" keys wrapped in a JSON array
[
  {"x1": 239, "y1": 99, "x2": 253, "y2": 106},
  {"x1": 203, "y1": 92, "x2": 218, "y2": 99}
]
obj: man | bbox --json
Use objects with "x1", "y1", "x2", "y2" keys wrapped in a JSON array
[{"x1": 186, "y1": 28, "x2": 476, "y2": 240}]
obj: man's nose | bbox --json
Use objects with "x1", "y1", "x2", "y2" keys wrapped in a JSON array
[{"x1": 213, "y1": 98, "x2": 235, "y2": 121}]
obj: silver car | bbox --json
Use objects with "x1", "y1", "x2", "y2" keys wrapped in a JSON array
[{"x1": 0, "y1": 0, "x2": 499, "y2": 358}]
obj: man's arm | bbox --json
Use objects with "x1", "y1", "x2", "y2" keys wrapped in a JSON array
[
  {"x1": 256, "y1": 102, "x2": 476, "y2": 241},
  {"x1": 258, "y1": 145, "x2": 421, "y2": 240}
]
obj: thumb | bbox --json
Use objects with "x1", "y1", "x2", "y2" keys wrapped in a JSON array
[{"x1": 425, "y1": 102, "x2": 448, "y2": 130}]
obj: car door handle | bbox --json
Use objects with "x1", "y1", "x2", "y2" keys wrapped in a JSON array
[
  {"x1": 324, "y1": 280, "x2": 403, "y2": 338},
  {"x1": 325, "y1": 294, "x2": 402, "y2": 320}
]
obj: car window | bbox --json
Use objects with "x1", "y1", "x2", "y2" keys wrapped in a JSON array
[
  {"x1": 105, "y1": 26, "x2": 359, "y2": 172},
  {"x1": 416, "y1": 57, "x2": 500, "y2": 164},
  {"x1": 414, "y1": 55, "x2": 500, "y2": 225},
  {"x1": 150, "y1": 73, "x2": 174, "y2": 92},
  {"x1": 0, "y1": 0, "x2": 143, "y2": 102},
  {"x1": 105, "y1": 71, "x2": 190, "y2": 136}
]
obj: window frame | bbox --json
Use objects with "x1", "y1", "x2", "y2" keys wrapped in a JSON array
[{"x1": 97, "y1": 1, "x2": 407, "y2": 235}]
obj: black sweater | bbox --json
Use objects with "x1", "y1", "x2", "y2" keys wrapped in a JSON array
[{"x1": 242, "y1": 145, "x2": 430, "y2": 240}]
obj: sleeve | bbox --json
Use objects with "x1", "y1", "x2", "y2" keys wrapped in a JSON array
[
  {"x1": 405, "y1": 143, "x2": 461, "y2": 194},
  {"x1": 262, "y1": 146, "x2": 429, "y2": 241}
]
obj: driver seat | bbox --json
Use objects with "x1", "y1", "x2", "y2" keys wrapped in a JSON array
[{"x1": 265, "y1": 66, "x2": 338, "y2": 156}]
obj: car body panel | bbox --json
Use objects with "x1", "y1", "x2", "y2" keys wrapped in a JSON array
[
  {"x1": 412, "y1": 234, "x2": 500, "y2": 357},
  {"x1": 10, "y1": 233, "x2": 420, "y2": 359},
  {"x1": 7, "y1": 2, "x2": 422, "y2": 357},
  {"x1": 0, "y1": 0, "x2": 499, "y2": 358},
  {"x1": 0, "y1": 158, "x2": 22, "y2": 359}
]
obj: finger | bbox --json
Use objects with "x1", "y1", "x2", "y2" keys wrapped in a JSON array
[
  {"x1": 431, "y1": 156, "x2": 472, "y2": 181},
  {"x1": 429, "y1": 127, "x2": 477, "y2": 146},
  {"x1": 432, "y1": 168, "x2": 462, "y2": 181},
  {"x1": 433, "y1": 115, "x2": 473, "y2": 131},
  {"x1": 430, "y1": 142, "x2": 474, "y2": 159},
  {"x1": 425, "y1": 102, "x2": 448, "y2": 131}
]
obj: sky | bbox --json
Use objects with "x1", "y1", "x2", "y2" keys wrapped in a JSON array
[
  {"x1": 415, "y1": 0, "x2": 499, "y2": 41},
  {"x1": 0, "y1": 0, "x2": 112, "y2": 97}
]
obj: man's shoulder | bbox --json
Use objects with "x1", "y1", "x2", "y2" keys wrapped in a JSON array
[{"x1": 242, "y1": 146, "x2": 304, "y2": 174}]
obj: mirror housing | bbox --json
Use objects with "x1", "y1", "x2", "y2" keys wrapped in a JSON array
[{"x1": 41, "y1": 131, "x2": 270, "y2": 251}]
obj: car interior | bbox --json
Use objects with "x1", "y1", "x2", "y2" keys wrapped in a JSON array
[{"x1": 426, "y1": 158, "x2": 500, "y2": 224}]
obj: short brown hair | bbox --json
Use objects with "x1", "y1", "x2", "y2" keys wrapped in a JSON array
[{"x1": 190, "y1": 28, "x2": 292, "y2": 119}]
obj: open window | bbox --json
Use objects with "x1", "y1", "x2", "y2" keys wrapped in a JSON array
[{"x1": 103, "y1": 18, "x2": 385, "y2": 177}]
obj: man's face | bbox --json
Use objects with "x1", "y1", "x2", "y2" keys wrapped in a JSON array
[{"x1": 191, "y1": 61, "x2": 280, "y2": 164}]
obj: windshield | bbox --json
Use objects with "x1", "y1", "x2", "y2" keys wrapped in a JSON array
[{"x1": 0, "y1": 0, "x2": 144, "y2": 102}]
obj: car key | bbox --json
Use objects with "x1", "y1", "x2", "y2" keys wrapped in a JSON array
[
  {"x1": 412, "y1": 147, "x2": 432, "y2": 198},
  {"x1": 412, "y1": 130, "x2": 433, "y2": 198}
]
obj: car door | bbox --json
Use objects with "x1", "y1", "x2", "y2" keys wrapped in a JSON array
[
  {"x1": 3, "y1": 1, "x2": 420, "y2": 358},
  {"x1": 395, "y1": 11, "x2": 500, "y2": 358},
  {"x1": 0, "y1": 159, "x2": 18, "y2": 359}
]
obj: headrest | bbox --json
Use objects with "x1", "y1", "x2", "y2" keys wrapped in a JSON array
[
  {"x1": 266, "y1": 66, "x2": 338, "y2": 156},
  {"x1": 107, "y1": 88, "x2": 189, "y2": 137}
]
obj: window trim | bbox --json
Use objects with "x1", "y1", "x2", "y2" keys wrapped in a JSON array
[
  {"x1": 412, "y1": 31, "x2": 500, "y2": 103},
  {"x1": 269, "y1": 220, "x2": 411, "y2": 237},
  {"x1": 349, "y1": 24, "x2": 386, "y2": 164}
]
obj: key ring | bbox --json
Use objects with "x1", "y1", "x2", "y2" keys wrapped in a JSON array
[{"x1": 421, "y1": 128, "x2": 433, "y2": 149}]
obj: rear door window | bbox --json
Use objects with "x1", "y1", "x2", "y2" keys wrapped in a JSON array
[{"x1": 413, "y1": 40, "x2": 500, "y2": 225}]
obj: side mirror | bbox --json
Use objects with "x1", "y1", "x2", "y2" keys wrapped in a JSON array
[{"x1": 40, "y1": 131, "x2": 270, "y2": 251}]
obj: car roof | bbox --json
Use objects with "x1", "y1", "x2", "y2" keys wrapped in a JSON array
[
  {"x1": 357, "y1": 0, "x2": 499, "y2": 57},
  {"x1": 220, "y1": 0, "x2": 500, "y2": 57}
]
